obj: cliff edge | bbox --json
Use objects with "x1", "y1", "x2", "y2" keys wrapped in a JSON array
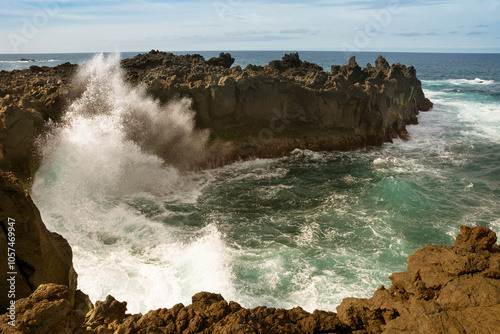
[{"x1": 0, "y1": 52, "x2": 432, "y2": 178}]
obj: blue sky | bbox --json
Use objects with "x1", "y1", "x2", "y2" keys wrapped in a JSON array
[{"x1": 0, "y1": 0, "x2": 499, "y2": 53}]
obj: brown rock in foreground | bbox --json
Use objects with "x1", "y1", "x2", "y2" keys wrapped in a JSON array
[
  {"x1": 0, "y1": 284, "x2": 87, "y2": 334},
  {"x1": 78, "y1": 225, "x2": 500, "y2": 333},
  {"x1": 5, "y1": 225, "x2": 497, "y2": 333},
  {"x1": 0, "y1": 172, "x2": 78, "y2": 311},
  {"x1": 338, "y1": 225, "x2": 500, "y2": 333}
]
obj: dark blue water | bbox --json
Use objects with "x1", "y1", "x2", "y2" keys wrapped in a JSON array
[
  {"x1": 24, "y1": 51, "x2": 500, "y2": 314},
  {"x1": 2, "y1": 51, "x2": 499, "y2": 81}
]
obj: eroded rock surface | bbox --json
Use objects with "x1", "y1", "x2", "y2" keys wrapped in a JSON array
[
  {"x1": 0, "y1": 52, "x2": 432, "y2": 177},
  {"x1": 0, "y1": 63, "x2": 76, "y2": 176},
  {"x1": 82, "y1": 225, "x2": 497, "y2": 333},
  {"x1": 0, "y1": 283, "x2": 90, "y2": 334},
  {"x1": 0, "y1": 172, "x2": 77, "y2": 311},
  {"x1": 337, "y1": 225, "x2": 500, "y2": 333},
  {"x1": 122, "y1": 52, "x2": 432, "y2": 160},
  {"x1": 81, "y1": 291, "x2": 343, "y2": 334}
]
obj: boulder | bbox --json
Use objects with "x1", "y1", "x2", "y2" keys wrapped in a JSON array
[
  {"x1": 0, "y1": 284, "x2": 86, "y2": 334},
  {"x1": 0, "y1": 172, "x2": 77, "y2": 311},
  {"x1": 206, "y1": 52, "x2": 235, "y2": 68},
  {"x1": 336, "y1": 225, "x2": 500, "y2": 333},
  {"x1": 454, "y1": 225, "x2": 497, "y2": 250}
]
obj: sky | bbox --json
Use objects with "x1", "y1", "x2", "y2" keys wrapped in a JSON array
[{"x1": 0, "y1": 0, "x2": 499, "y2": 54}]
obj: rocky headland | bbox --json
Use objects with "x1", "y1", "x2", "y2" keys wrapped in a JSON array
[{"x1": 0, "y1": 51, "x2": 432, "y2": 178}]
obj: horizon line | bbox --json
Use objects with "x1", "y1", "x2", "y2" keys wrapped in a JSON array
[{"x1": 1, "y1": 50, "x2": 500, "y2": 55}]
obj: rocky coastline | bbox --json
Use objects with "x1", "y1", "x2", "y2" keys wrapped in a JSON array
[
  {"x1": 4, "y1": 52, "x2": 499, "y2": 333},
  {"x1": 0, "y1": 51, "x2": 432, "y2": 178}
]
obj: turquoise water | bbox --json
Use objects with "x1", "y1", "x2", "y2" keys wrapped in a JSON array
[{"x1": 28, "y1": 52, "x2": 500, "y2": 314}]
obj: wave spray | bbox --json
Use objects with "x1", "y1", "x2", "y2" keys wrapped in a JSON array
[{"x1": 32, "y1": 54, "x2": 235, "y2": 313}]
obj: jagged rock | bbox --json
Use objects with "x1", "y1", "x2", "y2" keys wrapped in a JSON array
[
  {"x1": 1, "y1": 222, "x2": 497, "y2": 333},
  {"x1": 336, "y1": 225, "x2": 500, "y2": 333},
  {"x1": 77, "y1": 226, "x2": 499, "y2": 333},
  {"x1": 0, "y1": 283, "x2": 86, "y2": 334},
  {"x1": 82, "y1": 291, "x2": 344, "y2": 334},
  {"x1": 375, "y1": 55, "x2": 390, "y2": 70},
  {"x1": 0, "y1": 63, "x2": 75, "y2": 177},
  {"x1": 206, "y1": 52, "x2": 235, "y2": 68},
  {"x1": 454, "y1": 225, "x2": 497, "y2": 250},
  {"x1": 0, "y1": 172, "x2": 77, "y2": 311},
  {"x1": 1, "y1": 52, "x2": 432, "y2": 177}
]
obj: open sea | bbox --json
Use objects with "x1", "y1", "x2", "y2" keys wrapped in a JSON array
[{"x1": 3, "y1": 51, "x2": 498, "y2": 314}]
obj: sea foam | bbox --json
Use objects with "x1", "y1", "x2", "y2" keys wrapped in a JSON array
[{"x1": 32, "y1": 54, "x2": 234, "y2": 313}]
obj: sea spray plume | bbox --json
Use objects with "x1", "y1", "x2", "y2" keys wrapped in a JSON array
[
  {"x1": 69, "y1": 53, "x2": 210, "y2": 170},
  {"x1": 32, "y1": 54, "x2": 237, "y2": 312},
  {"x1": 36, "y1": 53, "x2": 210, "y2": 196}
]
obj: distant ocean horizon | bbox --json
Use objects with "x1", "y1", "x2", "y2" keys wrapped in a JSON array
[
  {"x1": 2, "y1": 50, "x2": 500, "y2": 81},
  {"x1": 6, "y1": 50, "x2": 500, "y2": 314}
]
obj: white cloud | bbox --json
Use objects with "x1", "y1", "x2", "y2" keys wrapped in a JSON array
[{"x1": 0, "y1": 0, "x2": 499, "y2": 53}]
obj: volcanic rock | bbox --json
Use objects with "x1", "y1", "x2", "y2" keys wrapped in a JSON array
[
  {"x1": 337, "y1": 225, "x2": 500, "y2": 333},
  {"x1": 0, "y1": 52, "x2": 432, "y2": 178},
  {"x1": 76, "y1": 225, "x2": 500, "y2": 333},
  {"x1": 0, "y1": 284, "x2": 87, "y2": 334},
  {"x1": 0, "y1": 62, "x2": 76, "y2": 177},
  {"x1": 0, "y1": 171, "x2": 77, "y2": 311}
]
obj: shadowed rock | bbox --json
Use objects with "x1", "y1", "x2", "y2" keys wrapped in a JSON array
[
  {"x1": 206, "y1": 52, "x2": 235, "y2": 69},
  {"x1": 0, "y1": 172, "x2": 77, "y2": 311},
  {"x1": 1, "y1": 51, "x2": 433, "y2": 178}
]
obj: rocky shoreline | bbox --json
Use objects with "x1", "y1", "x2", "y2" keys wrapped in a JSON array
[
  {"x1": 0, "y1": 51, "x2": 432, "y2": 178},
  {"x1": 1, "y1": 171, "x2": 499, "y2": 333},
  {"x1": 5, "y1": 52, "x2": 498, "y2": 333}
]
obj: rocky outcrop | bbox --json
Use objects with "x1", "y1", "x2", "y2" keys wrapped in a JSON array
[
  {"x1": 0, "y1": 171, "x2": 78, "y2": 311},
  {"x1": 123, "y1": 52, "x2": 432, "y2": 157},
  {"x1": 0, "y1": 52, "x2": 431, "y2": 177},
  {"x1": 4, "y1": 225, "x2": 496, "y2": 333},
  {"x1": 0, "y1": 63, "x2": 76, "y2": 177},
  {"x1": 337, "y1": 225, "x2": 500, "y2": 333},
  {"x1": 75, "y1": 225, "x2": 500, "y2": 333},
  {"x1": 81, "y1": 292, "x2": 343, "y2": 334},
  {"x1": 0, "y1": 284, "x2": 89, "y2": 334}
]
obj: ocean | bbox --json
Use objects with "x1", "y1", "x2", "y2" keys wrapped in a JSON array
[{"x1": 5, "y1": 51, "x2": 498, "y2": 314}]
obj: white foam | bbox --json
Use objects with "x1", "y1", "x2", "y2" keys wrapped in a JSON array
[
  {"x1": 32, "y1": 54, "x2": 233, "y2": 314},
  {"x1": 423, "y1": 78, "x2": 495, "y2": 86},
  {"x1": 430, "y1": 95, "x2": 500, "y2": 144}
]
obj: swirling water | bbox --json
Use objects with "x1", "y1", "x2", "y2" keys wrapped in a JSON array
[{"x1": 26, "y1": 51, "x2": 500, "y2": 314}]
